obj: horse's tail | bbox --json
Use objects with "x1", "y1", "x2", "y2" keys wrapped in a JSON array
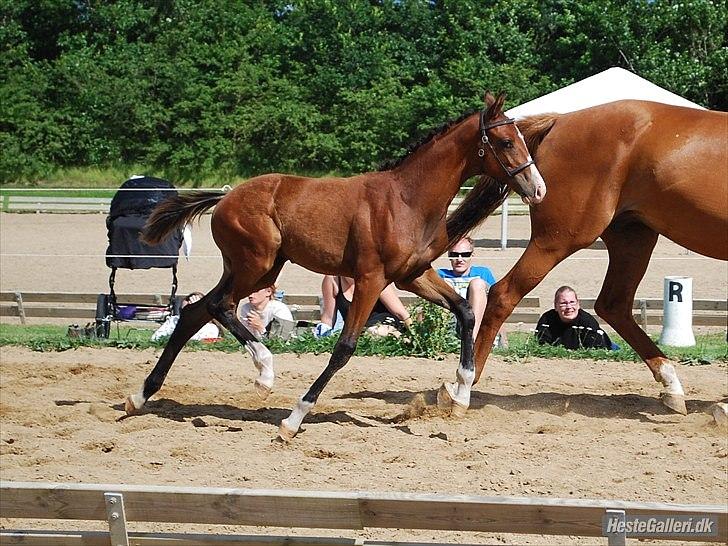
[
  {"x1": 142, "y1": 190, "x2": 225, "y2": 245},
  {"x1": 446, "y1": 176, "x2": 509, "y2": 248}
]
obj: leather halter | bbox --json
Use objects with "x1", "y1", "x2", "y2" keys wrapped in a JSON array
[{"x1": 478, "y1": 110, "x2": 534, "y2": 178}]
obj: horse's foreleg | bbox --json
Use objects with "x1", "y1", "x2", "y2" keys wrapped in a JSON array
[
  {"x1": 278, "y1": 278, "x2": 384, "y2": 442},
  {"x1": 598, "y1": 223, "x2": 686, "y2": 415},
  {"x1": 474, "y1": 242, "x2": 576, "y2": 383},
  {"x1": 125, "y1": 295, "x2": 214, "y2": 414},
  {"x1": 397, "y1": 268, "x2": 475, "y2": 416}
]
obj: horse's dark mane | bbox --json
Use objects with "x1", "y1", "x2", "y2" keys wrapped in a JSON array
[
  {"x1": 517, "y1": 112, "x2": 560, "y2": 156},
  {"x1": 444, "y1": 111, "x2": 560, "y2": 246},
  {"x1": 378, "y1": 109, "x2": 478, "y2": 171},
  {"x1": 446, "y1": 176, "x2": 510, "y2": 247}
]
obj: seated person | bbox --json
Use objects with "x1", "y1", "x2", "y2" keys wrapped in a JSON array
[
  {"x1": 236, "y1": 284, "x2": 295, "y2": 399},
  {"x1": 151, "y1": 292, "x2": 222, "y2": 342},
  {"x1": 313, "y1": 275, "x2": 412, "y2": 338},
  {"x1": 437, "y1": 236, "x2": 507, "y2": 348},
  {"x1": 535, "y1": 285, "x2": 616, "y2": 350},
  {"x1": 236, "y1": 284, "x2": 295, "y2": 340}
]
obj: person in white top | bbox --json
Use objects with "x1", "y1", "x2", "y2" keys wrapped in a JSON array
[
  {"x1": 151, "y1": 292, "x2": 221, "y2": 342},
  {"x1": 236, "y1": 284, "x2": 294, "y2": 399}
]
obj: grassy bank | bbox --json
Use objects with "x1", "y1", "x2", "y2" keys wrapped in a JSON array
[{"x1": 1, "y1": 323, "x2": 724, "y2": 365}]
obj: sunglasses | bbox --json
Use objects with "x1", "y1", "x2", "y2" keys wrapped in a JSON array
[{"x1": 448, "y1": 251, "x2": 472, "y2": 258}]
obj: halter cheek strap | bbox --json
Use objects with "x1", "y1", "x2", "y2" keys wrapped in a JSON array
[{"x1": 478, "y1": 110, "x2": 535, "y2": 178}]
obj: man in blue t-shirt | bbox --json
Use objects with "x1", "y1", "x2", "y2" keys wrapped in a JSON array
[{"x1": 437, "y1": 236, "x2": 506, "y2": 347}]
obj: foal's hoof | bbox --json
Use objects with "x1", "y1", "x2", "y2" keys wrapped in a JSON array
[
  {"x1": 254, "y1": 380, "x2": 271, "y2": 400},
  {"x1": 124, "y1": 396, "x2": 142, "y2": 416},
  {"x1": 661, "y1": 393, "x2": 687, "y2": 415},
  {"x1": 437, "y1": 382, "x2": 468, "y2": 417},
  {"x1": 450, "y1": 400, "x2": 469, "y2": 418},
  {"x1": 710, "y1": 403, "x2": 728, "y2": 428},
  {"x1": 437, "y1": 382, "x2": 454, "y2": 412},
  {"x1": 276, "y1": 422, "x2": 297, "y2": 443}
]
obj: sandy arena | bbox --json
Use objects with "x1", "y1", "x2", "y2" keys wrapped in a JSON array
[{"x1": 0, "y1": 211, "x2": 726, "y2": 543}]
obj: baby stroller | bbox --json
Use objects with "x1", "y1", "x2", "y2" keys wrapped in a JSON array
[{"x1": 95, "y1": 176, "x2": 185, "y2": 338}]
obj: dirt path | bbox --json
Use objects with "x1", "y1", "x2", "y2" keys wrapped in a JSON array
[{"x1": 1, "y1": 346, "x2": 725, "y2": 543}]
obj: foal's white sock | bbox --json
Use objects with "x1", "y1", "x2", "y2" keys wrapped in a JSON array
[{"x1": 245, "y1": 341, "x2": 274, "y2": 389}]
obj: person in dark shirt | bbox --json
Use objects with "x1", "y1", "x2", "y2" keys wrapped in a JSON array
[{"x1": 535, "y1": 286, "x2": 617, "y2": 350}]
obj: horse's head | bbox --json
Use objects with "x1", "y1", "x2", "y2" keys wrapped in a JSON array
[{"x1": 479, "y1": 92, "x2": 546, "y2": 205}]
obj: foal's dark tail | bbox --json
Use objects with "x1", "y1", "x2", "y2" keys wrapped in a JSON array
[{"x1": 142, "y1": 190, "x2": 225, "y2": 245}]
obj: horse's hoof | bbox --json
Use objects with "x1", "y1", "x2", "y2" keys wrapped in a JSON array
[
  {"x1": 437, "y1": 383, "x2": 468, "y2": 417},
  {"x1": 254, "y1": 380, "x2": 271, "y2": 400},
  {"x1": 437, "y1": 383, "x2": 454, "y2": 412},
  {"x1": 710, "y1": 403, "x2": 728, "y2": 428},
  {"x1": 124, "y1": 396, "x2": 141, "y2": 416},
  {"x1": 450, "y1": 400, "x2": 468, "y2": 418},
  {"x1": 276, "y1": 422, "x2": 297, "y2": 443},
  {"x1": 661, "y1": 393, "x2": 687, "y2": 415}
]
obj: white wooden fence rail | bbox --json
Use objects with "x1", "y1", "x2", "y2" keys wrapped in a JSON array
[{"x1": 1, "y1": 481, "x2": 725, "y2": 545}]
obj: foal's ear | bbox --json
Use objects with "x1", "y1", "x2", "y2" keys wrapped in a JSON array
[{"x1": 484, "y1": 92, "x2": 506, "y2": 119}]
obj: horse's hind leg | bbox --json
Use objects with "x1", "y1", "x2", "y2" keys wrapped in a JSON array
[
  {"x1": 397, "y1": 268, "x2": 475, "y2": 416},
  {"x1": 207, "y1": 261, "x2": 286, "y2": 399},
  {"x1": 597, "y1": 222, "x2": 686, "y2": 414},
  {"x1": 277, "y1": 277, "x2": 384, "y2": 441},
  {"x1": 125, "y1": 291, "x2": 217, "y2": 414}
]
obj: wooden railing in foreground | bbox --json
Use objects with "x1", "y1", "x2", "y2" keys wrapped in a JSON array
[
  {"x1": 1, "y1": 291, "x2": 726, "y2": 328},
  {"x1": 1, "y1": 481, "x2": 725, "y2": 545}
]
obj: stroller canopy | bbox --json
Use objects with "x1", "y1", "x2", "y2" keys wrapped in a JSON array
[{"x1": 106, "y1": 176, "x2": 183, "y2": 270}]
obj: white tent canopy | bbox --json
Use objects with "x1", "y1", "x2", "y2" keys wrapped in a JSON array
[
  {"x1": 505, "y1": 67, "x2": 704, "y2": 118},
  {"x1": 494, "y1": 67, "x2": 704, "y2": 249}
]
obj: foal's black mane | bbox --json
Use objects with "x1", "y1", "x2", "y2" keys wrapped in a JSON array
[{"x1": 378, "y1": 109, "x2": 478, "y2": 171}]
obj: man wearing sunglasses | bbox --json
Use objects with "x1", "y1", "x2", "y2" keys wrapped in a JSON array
[{"x1": 437, "y1": 236, "x2": 506, "y2": 347}]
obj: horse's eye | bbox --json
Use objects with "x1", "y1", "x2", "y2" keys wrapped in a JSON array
[{"x1": 502, "y1": 140, "x2": 514, "y2": 149}]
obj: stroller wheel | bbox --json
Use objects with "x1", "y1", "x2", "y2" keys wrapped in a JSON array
[{"x1": 95, "y1": 294, "x2": 111, "y2": 338}]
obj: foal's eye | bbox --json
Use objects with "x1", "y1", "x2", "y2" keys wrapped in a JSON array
[{"x1": 502, "y1": 139, "x2": 514, "y2": 149}]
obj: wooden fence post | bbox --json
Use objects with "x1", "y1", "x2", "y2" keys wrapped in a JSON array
[{"x1": 13, "y1": 292, "x2": 26, "y2": 325}]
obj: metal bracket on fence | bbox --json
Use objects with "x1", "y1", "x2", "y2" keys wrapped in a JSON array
[
  {"x1": 13, "y1": 292, "x2": 26, "y2": 325},
  {"x1": 605, "y1": 509, "x2": 627, "y2": 546},
  {"x1": 104, "y1": 492, "x2": 129, "y2": 546}
]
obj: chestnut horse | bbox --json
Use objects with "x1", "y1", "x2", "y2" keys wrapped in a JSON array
[
  {"x1": 124, "y1": 93, "x2": 546, "y2": 440},
  {"x1": 444, "y1": 99, "x2": 727, "y2": 416}
]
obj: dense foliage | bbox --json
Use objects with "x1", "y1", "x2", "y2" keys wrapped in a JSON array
[{"x1": 2, "y1": 0, "x2": 725, "y2": 183}]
